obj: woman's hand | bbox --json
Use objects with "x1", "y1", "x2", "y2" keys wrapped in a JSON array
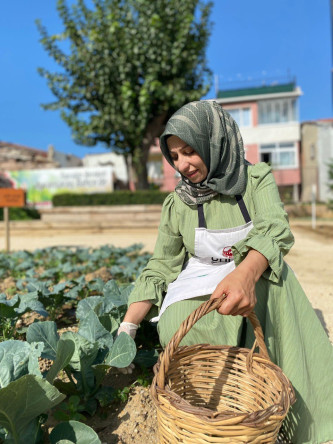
[
  {"x1": 116, "y1": 322, "x2": 138, "y2": 374},
  {"x1": 116, "y1": 301, "x2": 152, "y2": 374},
  {"x1": 210, "y1": 249, "x2": 268, "y2": 317},
  {"x1": 210, "y1": 267, "x2": 256, "y2": 316}
]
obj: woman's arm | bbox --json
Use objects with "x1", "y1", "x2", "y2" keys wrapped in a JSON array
[
  {"x1": 232, "y1": 163, "x2": 294, "y2": 283},
  {"x1": 123, "y1": 300, "x2": 153, "y2": 325},
  {"x1": 211, "y1": 163, "x2": 291, "y2": 317},
  {"x1": 210, "y1": 249, "x2": 268, "y2": 316},
  {"x1": 124, "y1": 193, "x2": 185, "y2": 322}
]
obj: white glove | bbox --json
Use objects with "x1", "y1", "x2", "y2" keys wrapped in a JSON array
[
  {"x1": 116, "y1": 322, "x2": 138, "y2": 374},
  {"x1": 117, "y1": 322, "x2": 138, "y2": 339}
]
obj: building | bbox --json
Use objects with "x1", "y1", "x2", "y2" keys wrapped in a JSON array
[
  {"x1": 215, "y1": 82, "x2": 303, "y2": 202},
  {"x1": 47, "y1": 145, "x2": 83, "y2": 168},
  {"x1": 0, "y1": 141, "x2": 58, "y2": 171},
  {"x1": 83, "y1": 148, "x2": 172, "y2": 190},
  {"x1": 82, "y1": 152, "x2": 129, "y2": 189},
  {"x1": 0, "y1": 141, "x2": 82, "y2": 172},
  {"x1": 301, "y1": 119, "x2": 333, "y2": 202},
  {"x1": 149, "y1": 140, "x2": 180, "y2": 191}
]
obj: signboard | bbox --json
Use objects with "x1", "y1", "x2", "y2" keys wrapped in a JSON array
[
  {"x1": 0, "y1": 189, "x2": 25, "y2": 208},
  {"x1": 2, "y1": 166, "x2": 113, "y2": 208}
]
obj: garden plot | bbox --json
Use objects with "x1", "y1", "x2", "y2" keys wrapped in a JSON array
[{"x1": 0, "y1": 244, "x2": 159, "y2": 443}]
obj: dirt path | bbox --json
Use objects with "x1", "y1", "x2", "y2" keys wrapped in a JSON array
[
  {"x1": 0, "y1": 227, "x2": 159, "y2": 254},
  {"x1": 284, "y1": 223, "x2": 333, "y2": 343}
]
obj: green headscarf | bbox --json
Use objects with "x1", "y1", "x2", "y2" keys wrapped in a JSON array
[{"x1": 160, "y1": 100, "x2": 248, "y2": 205}]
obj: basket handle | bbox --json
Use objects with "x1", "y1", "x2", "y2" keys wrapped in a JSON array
[{"x1": 156, "y1": 295, "x2": 270, "y2": 389}]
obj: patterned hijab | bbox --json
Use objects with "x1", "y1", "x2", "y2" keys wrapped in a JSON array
[{"x1": 160, "y1": 100, "x2": 248, "y2": 205}]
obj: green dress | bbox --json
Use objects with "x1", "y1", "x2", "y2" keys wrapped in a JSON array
[{"x1": 128, "y1": 162, "x2": 333, "y2": 444}]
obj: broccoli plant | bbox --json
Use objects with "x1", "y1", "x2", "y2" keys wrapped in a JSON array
[
  {"x1": 0, "y1": 340, "x2": 66, "y2": 444},
  {"x1": 0, "y1": 293, "x2": 48, "y2": 340},
  {"x1": 26, "y1": 318, "x2": 136, "y2": 415}
]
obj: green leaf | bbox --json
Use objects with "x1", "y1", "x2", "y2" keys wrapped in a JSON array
[
  {"x1": 61, "y1": 332, "x2": 99, "y2": 373},
  {"x1": 91, "y1": 364, "x2": 109, "y2": 389},
  {"x1": 78, "y1": 310, "x2": 113, "y2": 349},
  {"x1": 94, "y1": 386, "x2": 116, "y2": 407},
  {"x1": 46, "y1": 338, "x2": 75, "y2": 384},
  {"x1": 26, "y1": 321, "x2": 59, "y2": 360},
  {"x1": 0, "y1": 294, "x2": 19, "y2": 318},
  {"x1": 50, "y1": 420, "x2": 101, "y2": 444},
  {"x1": 0, "y1": 375, "x2": 65, "y2": 444},
  {"x1": 53, "y1": 440, "x2": 74, "y2": 444},
  {"x1": 105, "y1": 332, "x2": 136, "y2": 368},
  {"x1": 60, "y1": 332, "x2": 99, "y2": 397},
  {"x1": 134, "y1": 348, "x2": 159, "y2": 367},
  {"x1": 0, "y1": 341, "x2": 43, "y2": 388},
  {"x1": 53, "y1": 380, "x2": 78, "y2": 397},
  {"x1": 76, "y1": 296, "x2": 105, "y2": 320}
]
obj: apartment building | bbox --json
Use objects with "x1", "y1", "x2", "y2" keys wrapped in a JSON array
[
  {"x1": 301, "y1": 119, "x2": 333, "y2": 202},
  {"x1": 215, "y1": 82, "x2": 303, "y2": 202}
]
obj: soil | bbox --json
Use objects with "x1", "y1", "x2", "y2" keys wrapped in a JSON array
[
  {"x1": 86, "y1": 369, "x2": 158, "y2": 444},
  {"x1": 1, "y1": 220, "x2": 333, "y2": 443}
]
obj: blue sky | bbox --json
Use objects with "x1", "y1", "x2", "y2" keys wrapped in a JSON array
[{"x1": 0, "y1": 0, "x2": 331, "y2": 158}]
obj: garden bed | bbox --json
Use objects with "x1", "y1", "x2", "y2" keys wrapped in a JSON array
[{"x1": 0, "y1": 244, "x2": 159, "y2": 443}]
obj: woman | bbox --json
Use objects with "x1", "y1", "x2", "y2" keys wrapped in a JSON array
[{"x1": 119, "y1": 101, "x2": 333, "y2": 444}]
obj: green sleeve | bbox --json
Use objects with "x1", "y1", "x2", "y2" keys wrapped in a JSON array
[
  {"x1": 232, "y1": 162, "x2": 294, "y2": 283},
  {"x1": 127, "y1": 193, "x2": 186, "y2": 319}
]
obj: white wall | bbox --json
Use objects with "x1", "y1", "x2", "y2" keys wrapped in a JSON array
[
  {"x1": 240, "y1": 122, "x2": 300, "y2": 145},
  {"x1": 318, "y1": 124, "x2": 333, "y2": 201},
  {"x1": 83, "y1": 152, "x2": 128, "y2": 183}
]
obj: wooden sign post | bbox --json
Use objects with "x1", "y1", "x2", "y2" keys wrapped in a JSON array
[{"x1": 0, "y1": 189, "x2": 26, "y2": 252}]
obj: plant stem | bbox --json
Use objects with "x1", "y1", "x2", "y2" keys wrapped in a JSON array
[{"x1": 64, "y1": 369, "x2": 77, "y2": 388}]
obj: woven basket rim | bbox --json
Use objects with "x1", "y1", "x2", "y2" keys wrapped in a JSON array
[{"x1": 151, "y1": 343, "x2": 295, "y2": 426}]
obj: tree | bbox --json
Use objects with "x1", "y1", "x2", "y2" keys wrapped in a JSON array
[{"x1": 37, "y1": 0, "x2": 212, "y2": 189}]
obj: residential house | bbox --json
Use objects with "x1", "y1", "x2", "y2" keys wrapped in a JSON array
[
  {"x1": 0, "y1": 141, "x2": 58, "y2": 172},
  {"x1": 301, "y1": 119, "x2": 333, "y2": 202},
  {"x1": 215, "y1": 82, "x2": 303, "y2": 202},
  {"x1": 0, "y1": 141, "x2": 82, "y2": 172}
]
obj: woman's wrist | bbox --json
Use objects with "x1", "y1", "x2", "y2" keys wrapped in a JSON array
[{"x1": 237, "y1": 249, "x2": 268, "y2": 283}]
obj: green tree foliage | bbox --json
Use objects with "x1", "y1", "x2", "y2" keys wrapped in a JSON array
[{"x1": 37, "y1": 0, "x2": 212, "y2": 188}]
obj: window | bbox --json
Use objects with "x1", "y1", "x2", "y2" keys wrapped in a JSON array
[
  {"x1": 259, "y1": 142, "x2": 298, "y2": 169},
  {"x1": 227, "y1": 107, "x2": 251, "y2": 127},
  {"x1": 258, "y1": 99, "x2": 298, "y2": 124}
]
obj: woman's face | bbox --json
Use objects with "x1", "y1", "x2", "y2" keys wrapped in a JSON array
[{"x1": 167, "y1": 135, "x2": 208, "y2": 183}]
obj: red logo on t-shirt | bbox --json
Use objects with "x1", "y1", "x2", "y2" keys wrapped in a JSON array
[{"x1": 222, "y1": 247, "x2": 233, "y2": 258}]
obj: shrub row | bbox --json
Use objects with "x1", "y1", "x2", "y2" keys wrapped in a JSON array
[
  {"x1": 0, "y1": 207, "x2": 40, "y2": 220},
  {"x1": 52, "y1": 190, "x2": 170, "y2": 206}
]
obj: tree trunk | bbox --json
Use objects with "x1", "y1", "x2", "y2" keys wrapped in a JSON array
[
  {"x1": 124, "y1": 154, "x2": 135, "y2": 190},
  {"x1": 133, "y1": 148, "x2": 150, "y2": 190},
  {"x1": 133, "y1": 112, "x2": 168, "y2": 190}
]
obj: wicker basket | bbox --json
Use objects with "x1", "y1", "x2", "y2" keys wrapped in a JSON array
[{"x1": 151, "y1": 296, "x2": 295, "y2": 443}]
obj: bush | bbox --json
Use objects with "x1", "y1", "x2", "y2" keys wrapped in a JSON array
[
  {"x1": 52, "y1": 190, "x2": 170, "y2": 206},
  {"x1": 0, "y1": 207, "x2": 40, "y2": 220}
]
